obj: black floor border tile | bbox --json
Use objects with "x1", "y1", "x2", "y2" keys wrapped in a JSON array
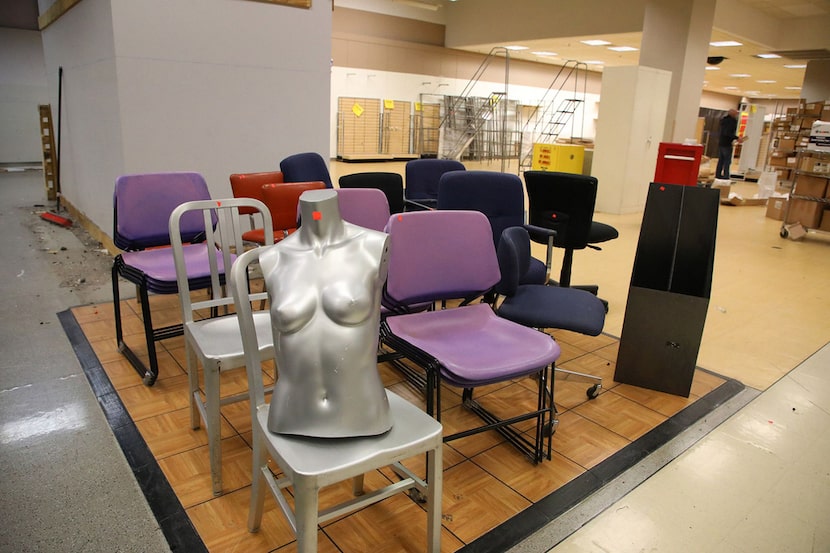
[
  {"x1": 60, "y1": 308, "x2": 745, "y2": 553},
  {"x1": 58, "y1": 309, "x2": 208, "y2": 553},
  {"x1": 458, "y1": 376, "x2": 746, "y2": 553}
]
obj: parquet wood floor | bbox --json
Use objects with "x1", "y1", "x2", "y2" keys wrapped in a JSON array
[{"x1": 70, "y1": 292, "x2": 730, "y2": 553}]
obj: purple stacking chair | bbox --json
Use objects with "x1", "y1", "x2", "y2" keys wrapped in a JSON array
[
  {"x1": 494, "y1": 226, "x2": 606, "y2": 399},
  {"x1": 279, "y1": 151, "x2": 334, "y2": 188},
  {"x1": 111, "y1": 172, "x2": 215, "y2": 385},
  {"x1": 380, "y1": 210, "x2": 561, "y2": 463},
  {"x1": 336, "y1": 187, "x2": 391, "y2": 232}
]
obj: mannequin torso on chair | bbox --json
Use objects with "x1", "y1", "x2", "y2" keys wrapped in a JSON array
[{"x1": 259, "y1": 188, "x2": 392, "y2": 437}]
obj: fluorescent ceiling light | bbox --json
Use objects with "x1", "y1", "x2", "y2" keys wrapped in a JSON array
[
  {"x1": 608, "y1": 46, "x2": 638, "y2": 52},
  {"x1": 785, "y1": 86, "x2": 802, "y2": 90},
  {"x1": 710, "y1": 40, "x2": 743, "y2": 47},
  {"x1": 581, "y1": 39, "x2": 612, "y2": 46},
  {"x1": 744, "y1": 90, "x2": 761, "y2": 95},
  {"x1": 723, "y1": 86, "x2": 739, "y2": 90},
  {"x1": 531, "y1": 51, "x2": 557, "y2": 57},
  {"x1": 504, "y1": 45, "x2": 529, "y2": 51},
  {"x1": 730, "y1": 74, "x2": 751, "y2": 78},
  {"x1": 756, "y1": 53, "x2": 781, "y2": 59},
  {"x1": 784, "y1": 64, "x2": 807, "y2": 69},
  {"x1": 756, "y1": 80, "x2": 776, "y2": 84},
  {"x1": 583, "y1": 60, "x2": 605, "y2": 65},
  {"x1": 705, "y1": 66, "x2": 721, "y2": 70}
]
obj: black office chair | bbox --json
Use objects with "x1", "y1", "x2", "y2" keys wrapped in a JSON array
[
  {"x1": 404, "y1": 158, "x2": 465, "y2": 210},
  {"x1": 338, "y1": 172, "x2": 405, "y2": 214},
  {"x1": 524, "y1": 171, "x2": 619, "y2": 309}
]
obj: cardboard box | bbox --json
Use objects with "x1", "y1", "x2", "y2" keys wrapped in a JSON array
[
  {"x1": 784, "y1": 222, "x2": 807, "y2": 240},
  {"x1": 819, "y1": 210, "x2": 830, "y2": 232},
  {"x1": 793, "y1": 174, "x2": 829, "y2": 197},
  {"x1": 785, "y1": 198, "x2": 824, "y2": 228},
  {"x1": 803, "y1": 101, "x2": 824, "y2": 117},
  {"x1": 769, "y1": 151, "x2": 789, "y2": 167},
  {"x1": 765, "y1": 196, "x2": 787, "y2": 220},
  {"x1": 776, "y1": 137, "x2": 796, "y2": 151}
]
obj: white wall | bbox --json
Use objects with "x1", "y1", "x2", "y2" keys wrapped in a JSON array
[
  {"x1": 39, "y1": 0, "x2": 332, "y2": 238},
  {"x1": 0, "y1": 29, "x2": 49, "y2": 163}
]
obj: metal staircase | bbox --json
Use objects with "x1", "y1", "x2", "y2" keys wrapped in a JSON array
[
  {"x1": 437, "y1": 47, "x2": 511, "y2": 170},
  {"x1": 518, "y1": 60, "x2": 588, "y2": 173}
]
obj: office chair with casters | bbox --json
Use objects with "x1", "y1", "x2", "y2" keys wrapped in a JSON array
[
  {"x1": 380, "y1": 210, "x2": 561, "y2": 463},
  {"x1": 524, "y1": 170, "x2": 619, "y2": 308},
  {"x1": 404, "y1": 158, "x2": 465, "y2": 210},
  {"x1": 336, "y1": 187, "x2": 391, "y2": 232},
  {"x1": 260, "y1": 181, "x2": 326, "y2": 237},
  {"x1": 279, "y1": 152, "x2": 333, "y2": 188},
  {"x1": 169, "y1": 197, "x2": 276, "y2": 496},
  {"x1": 437, "y1": 169, "x2": 547, "y2": 285},
  {"x1": 494, "y1": 226, "x2": 606, "y2": 399},
  {"x1": 230, "y1": 246, "x2": 444, "y2": 553},
  {"x1": 229, "y1": 170, "x2": 284, "y2": 244},
  {"x1": 111, "y1": 172, "x2": 214, "y2": 386},
  {"x1": 338, "y1": 171, "x2": 405, "y2": 214}
]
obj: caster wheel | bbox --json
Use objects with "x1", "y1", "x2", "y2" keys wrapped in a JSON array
[
  {"x1": 543, "y1": 419, "x2": 559, "y2": 437},
  {"x1": 780, "y1": 228, "x2": 789, "y2": 239},
  {"x1": 586, "y1": 384, "x2": 601, "y2": 399},
  {"x1": 143, "y1": 372, "x2": 158, "y2": 386}
]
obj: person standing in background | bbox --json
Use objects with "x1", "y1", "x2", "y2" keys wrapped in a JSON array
[{"x1": 716, "y1": 108, "x2": 744, "y2": 180}]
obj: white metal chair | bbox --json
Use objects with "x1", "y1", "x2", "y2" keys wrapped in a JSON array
[
  {"x1": 230, "y1": 246, "x2": 444, "y2": 553},
  {"x1": 169, "y1": 197, "x2": 276, "y2": 496}
]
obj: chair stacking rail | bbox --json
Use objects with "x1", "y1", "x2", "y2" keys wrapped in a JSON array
[
  {"x1": 380, "y1": 210, "x2": 561, "y2": 463},
  {"x1": 169, "y1": 197, "x2": 276, "y2": 496},
  {"x1": 111, "y1": 172, "x2": 213, "y2": 386}
]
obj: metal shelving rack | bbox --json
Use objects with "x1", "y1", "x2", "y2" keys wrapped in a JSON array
[{"x1": 780, "y1": 149, "x2": 830, "y2": 239}]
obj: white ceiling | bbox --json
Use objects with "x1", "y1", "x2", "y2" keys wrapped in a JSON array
[{"x1": 378, "y1": 0, "x2": 830, "y2": 100}]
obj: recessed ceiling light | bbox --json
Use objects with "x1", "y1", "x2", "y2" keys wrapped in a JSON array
[
  {"x1": 784, "y1": 64, "x2": 807, "y2": 69},
  {"x1": 581, "y1": 39, "x2": 612, "y2": 46},
  {"x1": 756, "y1": 53, "x2": 781, "y2": 59},
  {"x1": 710, "y1": 40, "x2": 743, "y2": 47},
  {"x1": 531, "y1": 51, "x2": 557, "y2": 57},
  {"x1": 705, "y1": 66, "x2": 721, "y2": 70},
  {"x1": 504, "y1": 45, "x2": 529, "y2": 51},
  {"x1": 744, "y1": 90, "x2": 761, "y2": 95},
  {"x1": 608, "y1": 46, "x2": 638, "y2": 52},
  {"x1": 724, "y1": 86, "x2": 739, "y2": 90},
  {"x1": 583, "y1": 60, "x2": 605, "y2": 65},
  {"x1": 785, "y1": 86, "x2": 802, "y2": 90},
  {"x1": 730, "y1": 74, "x2": 751, "y2": 78},
  {"x1": 756, "y1": 80, "x2": 776, "y2": 84}
]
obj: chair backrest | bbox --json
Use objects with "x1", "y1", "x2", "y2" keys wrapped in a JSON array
[
  {"x1": 113, "y1": 172, "x2": 212, "y2": 251},
  {"x1": 338, "y1": 172, "x2": 405, "y2": 214},
  {"x1": 384, "y1": 210, "x2": 501, "y2": 307},
  {"x1": 229, "y1": 171, "x2": 284, "y2": 215},
  {"x1": 261, "y1": 181, "x2": 326, "y2": 232},
  {"x1": 437, "y1": 170, "x2": 525, "y2": 247},
  {"x1": 337, "y1": 188, "x2": 391, "y2": 232},
  {"x1": 404, "y1": 158, "x2": 465, "y2": 201},
  {"x1": 169, "y1": 198, "x2": 273, "y2": 324},
  {"x1": 524, "y1": 170, "x2": 598, "y2": 251},
  {"x1": 494, "y1": 226, "x2": 534, "y2": 298},
  {"x1": 279, "y1": 152, "x2": 333, "y2": 188}
]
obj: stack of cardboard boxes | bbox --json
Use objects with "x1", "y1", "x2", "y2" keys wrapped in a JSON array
[{"x1": 767, "y1": 100, "x2": 829, "y2": 184}]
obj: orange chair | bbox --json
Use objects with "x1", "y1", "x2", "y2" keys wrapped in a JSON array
[
  {"x1": 229, "y1": 171, "x2": 284, "y2": 244},
  {"x1": 261, "y1": 181, "x2": 326, "y2": 239}
]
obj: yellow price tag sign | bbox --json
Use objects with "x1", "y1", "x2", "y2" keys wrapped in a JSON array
[
  {"x1": 352, "y1": 103, "x2": 364, "y2": 117},
  {"x1": 384, "y1": 99, "x2": 395, "y2": 110}
]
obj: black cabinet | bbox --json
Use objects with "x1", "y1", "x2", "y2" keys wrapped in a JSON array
[{"x1": 614, "y1": 183, "x2": 719, "y2": 397}]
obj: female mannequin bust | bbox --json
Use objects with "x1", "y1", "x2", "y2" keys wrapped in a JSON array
[{"x1": 259, "y1": 188, "x2": 392, "y2": 437}]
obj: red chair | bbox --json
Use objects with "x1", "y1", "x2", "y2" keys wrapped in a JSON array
[
  {"x1": 229, "y1": 171, "x2": 284, "y2": 244},
  {"x1": 261, "y1": 181, "x2": 326, "y2": 239}
]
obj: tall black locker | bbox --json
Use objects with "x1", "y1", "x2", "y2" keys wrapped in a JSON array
[{"x1": 614, "y1": 183, "x2": 720, "y2": 397}]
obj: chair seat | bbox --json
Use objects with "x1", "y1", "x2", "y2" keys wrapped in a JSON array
[
  {"x1": 259, "y1": 390, "x2": 442, "y2": 482},
  {"x1": 119, "y1": 243, "x2": 221, "y2": 286},
  {"x1": 589, "y1": 221, "x2": 619, "y2": 244},
  {"x1": 186, "y1": 311, "x2": 274, "y2": 364},
  {"x1": 497, "y1": 285, "x2": 606, "y2": 336},
  {"x1": 384, "y1": 303, "x2": 560, "y2": 386},
  {"x1": 241, "y1": 228, "x2": 293, "y2": 244}
]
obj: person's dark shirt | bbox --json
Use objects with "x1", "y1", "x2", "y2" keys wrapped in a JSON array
[{"x1": 718, "y1": 114, "x2": 739, "y2": 147}]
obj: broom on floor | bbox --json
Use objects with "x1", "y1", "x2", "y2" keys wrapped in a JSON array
[{"x1": 40, "y1": 66, "x2": 72, "y2": 229}]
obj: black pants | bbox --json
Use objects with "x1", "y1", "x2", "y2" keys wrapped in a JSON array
[{"x1": 716, "y1": 145, "x2": 733, "y2": 179}]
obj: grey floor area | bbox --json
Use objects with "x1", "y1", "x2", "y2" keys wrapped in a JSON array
[{"x1": 0, "y1": 170, "x2": 170, "y2": 552}]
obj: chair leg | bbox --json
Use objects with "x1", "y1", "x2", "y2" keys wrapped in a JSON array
[
  {"x1": 112, "y1": 264, "x2": 160, "y2": 386},
  {"x1": 426, "y1": 441, "x2": 443, "y2": 553},
  {"x1": 186, "y1": 344, "x2": 201, "y2": 430},
  {"x1": 293, "y1": 478, "x2": 320, "y2": 553},
  {"x1": 351, "y1": 474, "x2": 365, "y2": 496},
  {"x1": 204, "y1": 361, "x2": 223, "y2": 496},
  {"x1": 248, "y1": 438, "x2": 267, "y2": 532}
]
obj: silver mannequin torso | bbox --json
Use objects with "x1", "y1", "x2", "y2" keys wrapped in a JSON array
[{"x1": 259, "y1": 188, "x2": 392, "y2": 437}]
